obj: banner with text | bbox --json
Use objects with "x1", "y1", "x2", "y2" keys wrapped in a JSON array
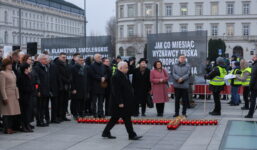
[
  {"x1": 147, "y1": 31, "x2": 208, "y2": 84},
  {"x1": 41, "y1": 36, "x2": 112, "y2": 60}
]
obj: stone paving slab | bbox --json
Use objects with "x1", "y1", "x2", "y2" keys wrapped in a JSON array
[{"x1": 0, "y1": 100, "x2": 256, "y2": 150}]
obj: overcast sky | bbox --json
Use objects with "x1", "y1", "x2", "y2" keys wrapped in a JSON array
[{"x1": 66, "y1": 0, "x2": 116, "y2": 36}]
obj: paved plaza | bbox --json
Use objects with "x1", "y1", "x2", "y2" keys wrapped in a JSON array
[{"x1": 0, "y1": 99, "x2": 256, "y2": 150}]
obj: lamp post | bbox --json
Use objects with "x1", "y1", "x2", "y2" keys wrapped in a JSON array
[
  {"x1": 18, "y1": 0, "x2": 22, "y2": 46},
  {"x1": 84, "y1": 0, "x2": 87, "y2": 37}
]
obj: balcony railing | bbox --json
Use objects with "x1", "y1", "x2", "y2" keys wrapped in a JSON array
[{"x1": 209, "y1": 36, "x2": 257, "y2": 41}]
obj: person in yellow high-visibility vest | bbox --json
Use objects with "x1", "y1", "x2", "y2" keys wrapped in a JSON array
[
  {"x1": 229, "y1": 61, "x2": 242, "y2": 106},
  {"x1": 205, "y1": 57, "x2": 227, "y2": 116},
  {"x1": 235, "y1": 59, "x2": 251, "y2": 110}
]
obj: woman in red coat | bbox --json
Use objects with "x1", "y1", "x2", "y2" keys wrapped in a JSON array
[{"x1": 150, "y1": 61, "x2": 169, "y2": 116}]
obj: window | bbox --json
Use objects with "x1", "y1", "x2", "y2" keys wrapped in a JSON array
[
  {"x1": 226, "y1": 23, "x2": 234, "y2": 36},
  {"x1": 180, "y1": 3, "x2": 188, "y2": 16},
  {"x1": 4, "y1": 31, "x2": 8, "y2": 44},
  {"x1": 119, "y1": 25, "x2": 124, "y2": 38},
  {"x1": 119, "y1": 47, "x2": 124, "y2": 56},
  {"x1": 127, "y1": 25, "x2": 135, "y2": 37},
  {"x1": 242, "y1": 24, "x2": 250, "y2": 36},
  {"x1": 4, "y1": 11, "x2": 8, "y2": 24},
  {"x1": 127, "y1": 4, "x2": 135, "y2": 17},
  {"x1": 242, "y1": 2, "x2": 250, "y2": 15},
  {"x1": 119, "y1": 5, "x2": 124, "y2": 18},
  {"x1": 165, "y1": 4, "x2": 172, "y2": 16},
  {"x1": 227, "y1": 2, "x2": 234, "y2": 15},
  {"x1": 180, "y1": 24, "x2": 188, "y2": 32},
  {"x1": 145, "y1": 24, "x2": 152, "y2": 35},
  {"x1": 145, "y1": 4, "x2": 153, "y2": 16},
  {"x1": 195, "y1": 24, "x2": 203, "y2": 31},
  {"x1": 165, "y1": 24, "x2": 172, "y2": 33},
  {"x1": 195, "y1": 3, "x2": 203, "y2": 16},
  {"x1": 211, "y1": 24, "x2": 218, "y2": 36}
]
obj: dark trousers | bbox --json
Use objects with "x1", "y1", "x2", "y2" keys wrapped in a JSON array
[
  {"x1": 85, "y1": 92, "x2": 92, "y2": 115},
  {"x1": 71, "y1": 98, "x2": 84, "y2": 117},
  {"x1": 243, "y1": 86, "x2": 250, "y2": 108},
  {"x1": 58, "y1": 91, "x2": 69, "y2": 119},
  {"x1": 44, "y1": 97, "x2": 50, "y2": 123},
  {"x1": 213, "y1": 91, "x2": 221, "y2": 113},
  {"x1": 231, "y1": 86, "x2": 240, "y2": 105},
  {"x1": 156, "y1": 103, "x2": 165, "y2": 115},
  {"x1": 136, "y1": 99, "x2": 147, "y2": 115},
  {"x1": 36, "y1": 96, "x2": 49, "y2": 124},
  {"x1": 20, "y1": 95, "x2": 33, "y2": 127},
  {"x1": 247, "y1": 91, "x2": 257, "y2": 116},
  {"x1": 92, "y1": 94, "x2": 104, "y2": 116},
  {"x1": 104, "y1": 93, "x2": 110, "y2": 116},
  {"x1": 3, "y1": 116, "x2": 13, "y2": 129},
  {"x1": 50, "y1": 97, "x2": 58, "y2": 121},
  {"x1": 174, "y1": 88, "x2": 188, "y2": 115},
  {"x1": 103, "y1": 115, "x2": 136, "y2": 138}
]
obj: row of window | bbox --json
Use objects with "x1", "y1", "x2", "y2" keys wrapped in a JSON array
[
  {"x1": 119, "y1": 23, "x2": 251, "y2": 38},
  {"x1": 11, "y1": 18, "x2": 82, "y2": 35},
  {"x1": 3, "y1": 10, "x2": 82, "y2": 28},
  {"x1": 119, "y1": 1, "x2": 251, "y2": 18}
]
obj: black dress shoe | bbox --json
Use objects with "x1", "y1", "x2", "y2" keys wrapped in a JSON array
[
  {"x1": 245, "y1": 115, "x2": 253, "y2": 118},
  {"x1": 51, "y1": 120, "x2": 61, "y2": 124},
  {"x1": 63, "y1": 118, "x2": 71, "y2": 121},
  {"x1": 173, "y1": 114, "x2": 179, "y2": 118},
  {"x1": 129, "y1": 136, "x2": 143, "y2": 140},
  {"x1": 102, "y1": 133, "x2": 116, "y2": 139},
  {"x1": 241, "y1": 107, "x2": 249, "y2": 110},
  {"x1": 157, "y1": 113, "x2": 163, "y2": 117},
  {"x1": 29, "y1": 124, "x2": 35, "y2": 129},
  {"x1": 209, "y1": 111, "x2": 221, "y2": 116},
  {"x1": 36, "y1": 123, "x2": 47, "y2": 127}
]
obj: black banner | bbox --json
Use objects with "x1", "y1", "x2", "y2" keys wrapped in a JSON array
[
  {"x1": 41, "y1": 36, "x2": 112, "y2": 60},
  {"x1": 147, "y1": 31, "x2": 208, "y2": 84}
]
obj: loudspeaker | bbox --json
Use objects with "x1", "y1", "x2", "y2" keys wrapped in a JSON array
[
  {"x1": 27, "y1": 42, "x2": 37, "y2": 56},
  {"x1": 12, "y1": 45, "x2": 20, "y2": 51}
]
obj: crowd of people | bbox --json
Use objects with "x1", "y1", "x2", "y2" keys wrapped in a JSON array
[{"x1": 0, "y1": 46, "x2": 256, "y2": 137}]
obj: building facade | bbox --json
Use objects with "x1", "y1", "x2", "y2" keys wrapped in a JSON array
[
  {"x1": 0, "y1": 0, "x2": 85, "y2": 50},
  {"x1": 116, "y1": 0, "x2": 257, "y2": 61}
]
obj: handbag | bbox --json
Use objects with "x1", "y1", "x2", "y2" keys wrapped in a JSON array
[{"x1": 146, "y1": 94, "x2": 154, "y2": 108}]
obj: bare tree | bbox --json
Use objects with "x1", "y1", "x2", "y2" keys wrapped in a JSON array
[{"x1": 105, "y1": 16, "x2": 117, "y2": 57}]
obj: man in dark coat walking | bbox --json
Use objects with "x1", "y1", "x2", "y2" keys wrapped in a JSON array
[
  {"x1": 89, "y1": 54, "x2": 108, "y2": 118},
  {"x1": 132, "y1": 58, "x2": 151, "y2": 116},
  {"x1": 102, "y1": 61, "x2": 142, "y2": 140},
  {"x1": 245, "y1": 54, "x2": 257, "y2": 118}
]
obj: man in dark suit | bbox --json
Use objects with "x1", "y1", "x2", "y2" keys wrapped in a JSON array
[
  {"x1": 245, "y1": 54, "x2": 257, "y2": 118},
  {"x1": 54, "y1": 53, "x2": 71, "y2": 121},
  {"x1": 70, "y1": 56, "x2": 87, "y2": 119},
  {"x1": 102, "y1": 61, "x2": 142, "y2": 140},
  {"x1": 33, "y1": 54, "x2": 50, "y2": 127},
  {"x1": 89, "y1": 54, "x2": 107, "y2": 118}
]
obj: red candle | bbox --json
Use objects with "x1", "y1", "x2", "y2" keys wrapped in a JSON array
[
  {"x1": 204, "y1": 120, "x2": 209, "y2": 125},
  {"x1": 209, "y1": 120, "x2": 214, "y2": 125},
  {"x1": 213, "y1": 120, "x2": 218, "y2": 125}
]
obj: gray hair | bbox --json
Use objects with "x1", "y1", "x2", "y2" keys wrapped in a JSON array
[
  {"x1": 117, "y1": 61, "x2": 128, "y2": 70},
  {"x1": 94, "y1": 54, "x2": 101, "y2": 60},
  {"x1": 37, "y1": 54, "x2": 48, "y2": 61},
  {"x1": 216, "y1": 57, "x2": 225, "y2": 66}
]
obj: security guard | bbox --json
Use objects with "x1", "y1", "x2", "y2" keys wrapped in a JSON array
[
  {"x1": 205, "y1": 57, "x2": 227, "y2": 116},
  {"x1": 236, "y1": 59, "x2": 251, "y2": 110},
  {"x1": 229, "y1": 61, "x2": 241, "y2": 106},
  {"x1": 111, "y1": 56, "x2": 122, "y2": 75}
]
